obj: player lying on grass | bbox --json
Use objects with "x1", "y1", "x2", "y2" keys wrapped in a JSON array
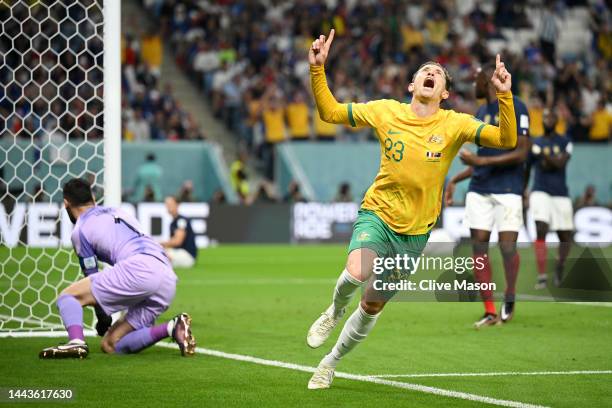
[
  {"x1": 445, "y1": 63, "x2": 530, "y2": 328},
  {"x1": 306, "y1": 29, "x2": 517, "y2": 389},
  {"x1": 39, "y1": 178, "x2": 196, "y2": 359}
]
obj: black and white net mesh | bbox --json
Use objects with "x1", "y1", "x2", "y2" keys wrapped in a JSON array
[{"x1": 0, "y1": 0, "x2": 104, "y2": 334}]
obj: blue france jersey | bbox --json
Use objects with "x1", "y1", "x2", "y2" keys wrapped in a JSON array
[
  {"x1": 468, "y1": 97, "x2": 530, "y2": 195},
  {"x1": 170, "y1": 215, "x2": 197, "y2": 259},
  {"x1": 529, "y1": 134, "x2": 572, "y2": 197}
]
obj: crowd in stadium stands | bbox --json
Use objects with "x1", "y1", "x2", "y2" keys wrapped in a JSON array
[
  {"x1": 0, "y1": 2, "x2": 104, "y2": 141},
  {"x1": 139, "y1": 0, "x2": 610, "y2": 171},
  {"x1": 121, "y1": 30, "x2": 206, "y2": 141}
]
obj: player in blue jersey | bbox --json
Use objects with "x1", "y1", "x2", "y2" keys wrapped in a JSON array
[
  {"x1": 161, "y1": 196, "x2": 197, "y2": 268},
  {"x1": 446, "y1": 63, "x2": 530, "y2": 327},
  {"x1": 527, "y1": 109, "x2": 573, "y2": 289},
  {"x1": 39, "y1": 178, "x2": 196, "y2": 359}
]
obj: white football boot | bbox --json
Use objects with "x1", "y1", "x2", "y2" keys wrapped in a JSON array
[
  {"x1": 306, "y1": 305, "x2": 343, "y2": 348},
  {"x1": 308, "y1": 362, "x2": 335, "y2": 389}
]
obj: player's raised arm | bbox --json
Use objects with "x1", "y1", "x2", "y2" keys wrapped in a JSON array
[
  {"x1": 310, "y1": 29, "x2": 392, "y2": 129},
  {"x1": 464, "y1": 55, "x2": 518, "y2": 149},
  {"x1": 309, "y1": 29, "x2": 351, "y2": 125}
]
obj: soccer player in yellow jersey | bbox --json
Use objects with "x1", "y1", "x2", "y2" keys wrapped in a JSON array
[{"x1": 305, "y1": 29, "x2": 518, "y2": 390}]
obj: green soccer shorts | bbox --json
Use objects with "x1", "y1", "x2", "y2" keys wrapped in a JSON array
[
  {"x1": 348, "y1": 209, "x2": 431, "y2": 299},
  {"x1": 348, "y1": 209, "x2": 430, "y2": 259}
]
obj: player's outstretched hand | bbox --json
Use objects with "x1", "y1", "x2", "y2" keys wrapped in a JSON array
[
  {"x1": 491, "y1": 54, "x2": 512, "y2": 93},
  {"x1": 309, "y1": 29, "x2": 335, "y2": 66}
]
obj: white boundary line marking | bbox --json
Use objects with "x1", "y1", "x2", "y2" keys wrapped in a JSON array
[
  {"x1": 560, "y1": 302, "x2": 612, "y2": 308},
  {"x1": 5, "y1": 330, "x2": 608, "y2": 407},
  {"x1": 153, "y1": 342, "x2": 548, "y2": 408},
  {"x1": 368, "y1": 370, "x2": 612, "y2": 378}
]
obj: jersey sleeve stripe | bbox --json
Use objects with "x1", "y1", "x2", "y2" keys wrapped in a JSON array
[
  {"x1": 347, "y1": 103, "x2": 356, "y2": 127},
  {"x1": 475, "y1": 123, "x2": 485, "y2": 146}
]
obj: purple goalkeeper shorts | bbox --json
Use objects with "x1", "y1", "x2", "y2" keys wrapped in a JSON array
[{"x1": 90, "y1": 253, "x2": 177, "y2": 330}]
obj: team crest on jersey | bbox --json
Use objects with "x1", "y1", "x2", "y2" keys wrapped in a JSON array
[
  {"x1": 357, "y1": 232, "x2": 370, "y2": 241},
  {"x1": 425, "y1": 151, "x2": 442, "y2": 162},
  {"x1": 427, "y1": 135, "x2": 444, "y2": 144}
]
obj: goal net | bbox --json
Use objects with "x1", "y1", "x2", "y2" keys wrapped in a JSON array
[{"x1": 0, "y1": 0, "x2": 116, "y2": 336}]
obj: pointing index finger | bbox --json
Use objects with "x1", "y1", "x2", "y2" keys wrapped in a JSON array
[
  {"x1": 325, "y1": 29, "x2": 335, "y2": 48},
  {"x1": 496, "y1": 54, "x2": 501, "y2": 68}
]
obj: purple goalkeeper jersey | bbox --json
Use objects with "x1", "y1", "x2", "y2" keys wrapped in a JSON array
[{"x1": 71, "y1": 206, "x2": 166, "y2": 275}]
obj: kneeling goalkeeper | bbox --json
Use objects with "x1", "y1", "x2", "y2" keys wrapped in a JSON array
[{"x1": 39, "y1": 178, "x2": 196, "y2": 359}]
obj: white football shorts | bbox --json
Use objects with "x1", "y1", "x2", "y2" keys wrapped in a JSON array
[
  {"x1": 529, "y1": 191, "x2": 574, "y2": 231},
  {"x1": 166, "y1": 248, "x2": 196, "y2": 268},
  {"x1": 464, "y1": 192, "x2": 523, "y2": 232}
]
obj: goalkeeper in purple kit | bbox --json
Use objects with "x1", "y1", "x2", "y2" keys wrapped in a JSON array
[{"x1": 39, "y1": 178, "x2": 196, "y2": 359}]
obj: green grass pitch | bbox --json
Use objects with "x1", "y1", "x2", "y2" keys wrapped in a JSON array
[{"x1": 0, "y1": 245, "x2": 611, "y2": 407}]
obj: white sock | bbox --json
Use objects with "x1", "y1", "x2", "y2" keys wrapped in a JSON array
[
  {"x1": 321, "y1": 304, "x2": 381, "y2": 368},
  {"x1": 332, "y1": 269, "x2": 365, "y2": 318},
  {"x1": 166, "y1": 319, "x2": 175, "y2": 337}
]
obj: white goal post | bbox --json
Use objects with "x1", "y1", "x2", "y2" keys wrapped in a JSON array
[{"x1": 0, "y1": 0, "x2": 121, "y2": 336}]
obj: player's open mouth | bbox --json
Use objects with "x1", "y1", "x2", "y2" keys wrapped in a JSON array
[{"x1": 424, "y1": 78, "x2": 435, "y2": 89}]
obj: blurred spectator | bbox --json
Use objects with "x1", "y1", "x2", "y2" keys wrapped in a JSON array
[
  {"x1": 143, "y1": 185, "x2": 156, "y2": 202},
  {"x1": 133, "y1": 153, "x2": 163, "y2": 202},
  {"x1": 251, "y1": 181, "x2": 279, "y2": 204},
  {"x1": 286, "y1": 91, "x2": 311, "y2": 140},
  {"x1": 230, "y1": 152, "x2": 250, "y2": 204},
  {"x1": 284, "y1": 181, "x2": 307, "y2": 203},
  {"x1": 588, "y1": 99, "x2": 611, "y2": 142},
  {"x1": 126, "y1": 108, "x2": 151, "y2": 142},
  {"x1": 425, "y1": 9, "x2": 449, "y2": 54},
  {"x1": 334, "y1": 182, "x2": 353, "y2": 203},
  {"x1": 401, "y1": 22, "x2": 425, "y2": 52},
  {"x1": 575, "y1": 184, "x2": 599, "y2": 208},
  {"x1": 261, "y1": 92, "x2": 287, "y2": 144},
  {"x1": 222, "y1": 75, "x2": 243, "y2": 133},
  {"x1": 260, "y1": 91, "x2": 287, "y2": 179},
  {"x1": 193, "y1": 41, "x2": 220, "y2": 90},
  {"x1": 211, "y1": 189, "x2": 227, "y2": 204},
  {"x1": 177, "y1": 180, "x2": 195, "y2": 202},
  {"x1": 141, "y1": 29, "x2": 163, "y2": 74}
]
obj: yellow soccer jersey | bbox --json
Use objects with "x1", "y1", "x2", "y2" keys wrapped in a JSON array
[
  {"x1": 349, "y1": 100, "x2": 486, "y2": 233},
  {"x1": 310, "y1": 64, "x2": 517, "y2": 235}
]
